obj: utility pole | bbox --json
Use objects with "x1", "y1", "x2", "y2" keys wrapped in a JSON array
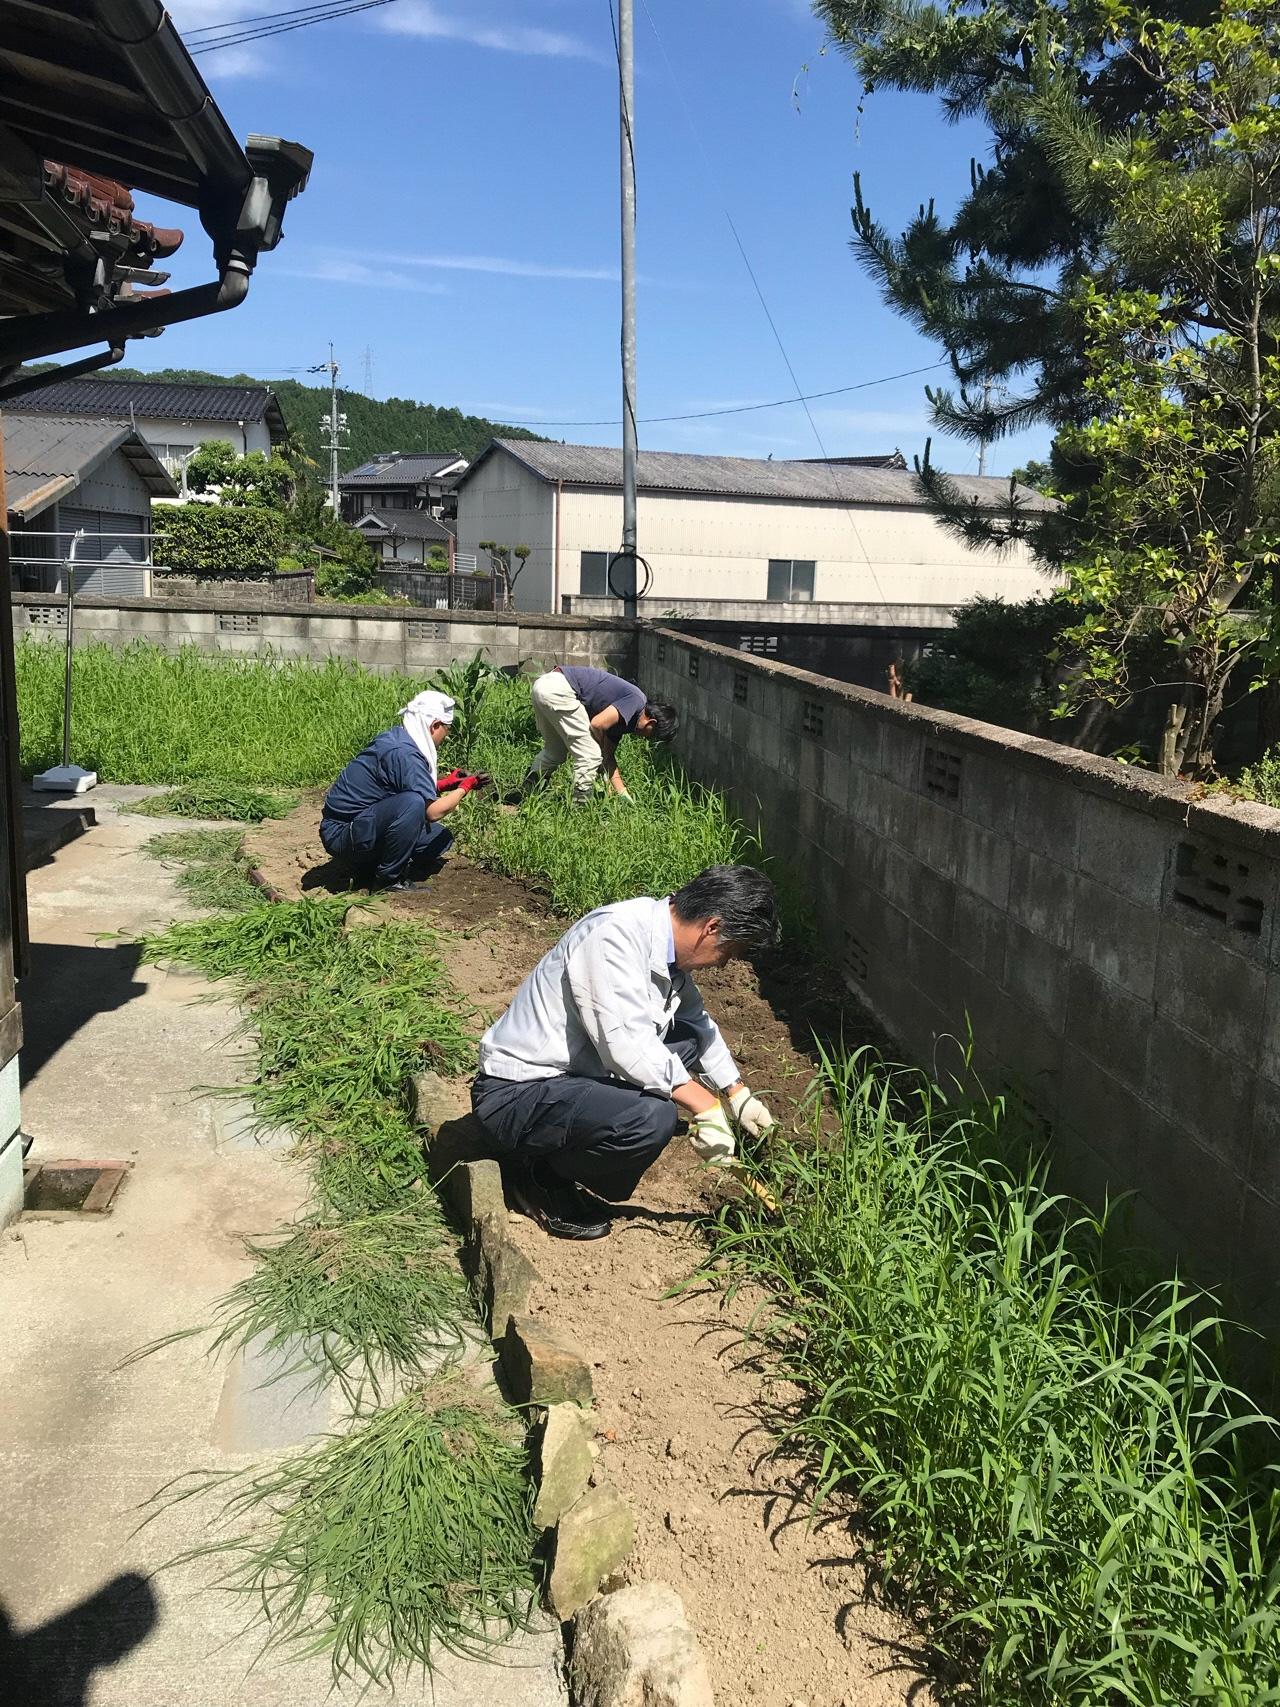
[
  {"x1": 616, "y1": 0, "x2": 639, "y2": 619},
  {"x1": 316, "y1": 344, "x2": 347, "y2": 517}
]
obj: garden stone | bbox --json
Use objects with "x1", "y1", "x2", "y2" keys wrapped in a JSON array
[
  {"x1": 411, "y1": 1069, "x2": 457, "y2": 1131},
  {"x1": 440, "y1": 1158, "x2": 506, "y2": 1234},
  {"x1": 502, "y1": 1313, "x2": 593, "y2": 1408},
  {"x1": 533, "y1": 1403, "x2": 593, "y2": 1530},
  {"x1": 568, "y1": 1581, "x2": 713, "y2": 1706},
  {"x1": 480, "y1": 1231, "x2": 540, "y2": 1335},
  {"x1": 548, "y1": 1486, "x2": 635, "y2": 1621}
]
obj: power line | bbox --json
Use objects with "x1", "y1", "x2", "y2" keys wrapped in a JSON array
[
  {"x1": 185, "y1": 0, "x2": 377, "y2": 35},
  {"x1": 492, "y1": 360, "x2": 946, "y2": 429},
  {"x1": 188, "y1": 0, "x2": 398, "y2": 55}
]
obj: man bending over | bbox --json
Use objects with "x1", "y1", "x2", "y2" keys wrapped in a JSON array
[
  {"x1": 471, "y1": 864, "x2": 779, "y2": 1239},
  {"x1": 521, "y1": 665, "x2": 678, "y2": 804}
]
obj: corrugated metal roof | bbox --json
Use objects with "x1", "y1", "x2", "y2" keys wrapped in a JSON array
[
  {"x1": 3, "y1": 412, "x2": 176, "y2": 518},
  {"x1": 16, "y1": 378, "x2": 286, "y2": 435},
  {"x1": 354, "y1": 508, "x2": 455, "y2": 541},
  {"x1": 462, "y1": 439, "x2": 1055, "y2": 511},
  {"x1": 340, "y1": 452, "x2": 467, "y2": 488}
]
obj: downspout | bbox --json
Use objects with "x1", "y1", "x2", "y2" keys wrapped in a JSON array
[
  {"x1": 554, "y1": 478, "x2": 563, "y2": 612},
  {"x1": 238, "y1": 418, "x2": 247, "y2": 455}
]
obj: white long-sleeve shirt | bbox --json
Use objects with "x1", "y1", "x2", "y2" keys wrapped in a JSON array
[{"x1": 477, "y1": 895, "x2": 740, "y2": 1096}]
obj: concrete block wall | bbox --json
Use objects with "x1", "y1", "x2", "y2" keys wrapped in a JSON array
[
  {"x1": 12, "y1": 593, "x2": 638, "y2": 678},
  {"x1": 641, "y1": 627, "x2": 1280, "y2": 1330}
]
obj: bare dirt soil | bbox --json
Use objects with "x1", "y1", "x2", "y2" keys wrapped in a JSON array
[{"x1": 247, "y1": 802, "x2": 937, "y2": 1707}]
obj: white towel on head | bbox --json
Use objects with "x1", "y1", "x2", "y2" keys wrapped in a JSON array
[{"x1": 400, "y1": 690, "x2": 455, "y2": 782}]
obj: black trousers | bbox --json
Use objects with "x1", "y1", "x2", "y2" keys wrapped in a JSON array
[{"x1": 470, "y1": 1026, "x2": 702, "y2": 1201}]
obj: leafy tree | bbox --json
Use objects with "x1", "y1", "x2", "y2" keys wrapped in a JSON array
[
  {"x1": 817, "y1": 0, "x2": 1216, "y2": 455},
  {"x1": 908, "y1": 594, "x2": 1078, "y2": 730},
  {"x1": 185, "y1": 440, "x2": 294, "y2": 507},
  {"x1": 826, "y1": 0, "x2": 1280, "y2": 776},
  {"x1": 478, "y1": 541, "x2": 531, "y2": 606}
]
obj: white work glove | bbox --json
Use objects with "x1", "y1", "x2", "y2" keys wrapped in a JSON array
[
  {"x1": 729, "y1": 1086, "x2": 775, "y2": 1138},
  {"x1": 688, "y1": 1103, "x2": 736, "y2": 1166}
]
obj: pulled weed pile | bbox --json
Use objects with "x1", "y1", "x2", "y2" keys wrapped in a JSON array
[
  {"x1": 132, "y1": 782, "x2": 299, "y2": 822},
  {"x1": 142, "y1": 828, "x2": 262, "y2": 912},
  {"x1": 156, "y1": 1384, "x2": 533, "y2": 1687},
  {"x1": 710, "y1": 1045, "x2": 1280, "y2": 1706},
  {"x1": 140, "y1": 890, "x2": 536, "y2": 1677}
]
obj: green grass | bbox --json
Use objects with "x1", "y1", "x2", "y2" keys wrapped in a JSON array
[
  {"x1": 142, "y1": 828, "x2": 262, "y2": 911},
  {"x1": 458, "y1": 675, "x2": 762, "y2": 915},
  {"x1": 131, "y1": 782, "x2": 299, "y2": 823},
  {"x1": 156, "y1": 1383, "x2": 535, "y2": 1685},
  {"x1": 16, "y1": 638, "x2": 424, "y2": 785},
  {"x1": 1232, "y1": 747, "x2": 1280, "y2": 808},
  {"x1": 707, "y1": 1043, "x2": 1280, "y2": 1706}
]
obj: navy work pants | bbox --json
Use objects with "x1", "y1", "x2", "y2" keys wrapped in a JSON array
[
  {"x1": 319, "y1": 792, "x2": 453, "y2": 887},
  {"x1": 470, "y1": 1026, "x2": 702, "y2": 1201}
]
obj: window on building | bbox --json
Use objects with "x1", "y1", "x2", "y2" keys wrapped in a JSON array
[
  {"x1": 580, "y1": 551, "x2": 611, "y2": 597},
  {"x1": 767, "y1": 559, "x2": 816, "y2": 602}
]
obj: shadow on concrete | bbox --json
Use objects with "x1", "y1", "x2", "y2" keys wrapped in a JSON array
[
  {"x1": 0, "y1": 1571, "x2": 159, "y2": 1705},
  {"x1": 19, "y1": 940, "x2": 148, "y2": 1089},
  {"x1": 21, "y1": 805, "x2": 96, "y2": 877}
]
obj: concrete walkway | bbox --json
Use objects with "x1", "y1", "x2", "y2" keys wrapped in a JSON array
[{"x1": 0, "y1": 791, "x2": 565, "y2": 1706}]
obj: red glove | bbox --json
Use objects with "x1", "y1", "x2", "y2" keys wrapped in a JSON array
[
  {"x1": 437, "y1": 769, "x2": 463, "y2": 789},
  {"x1": 456, "y1": 772, "x2": 491, "y2": 793}
]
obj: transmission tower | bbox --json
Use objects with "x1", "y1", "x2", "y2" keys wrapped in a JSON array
[{"x1": 361, "y1": 345, "x2": 374, "y2": 396}]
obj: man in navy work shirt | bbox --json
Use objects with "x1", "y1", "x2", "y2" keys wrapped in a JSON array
[
  {"x1": 521, "y1": 665, "x2": 679, "y2": 804},
  {"x1": 320, "y1": 689, "x2": 488, "y2": 891},
  {"x1": 471, "y1": 865, "x2": 780, "y2": 1239}
]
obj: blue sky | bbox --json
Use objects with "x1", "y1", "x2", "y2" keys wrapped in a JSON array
[{"x1": 139, "y1": 1, "x2": 1052, "y2": 475}]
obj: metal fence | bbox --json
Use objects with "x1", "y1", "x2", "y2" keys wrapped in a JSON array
[{"x1": 375, "y1": 569, "x2": 503, "y2": 611}]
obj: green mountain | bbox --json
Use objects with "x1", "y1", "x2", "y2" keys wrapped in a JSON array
[{"x1": 49, "y1": 365, "x2": 545, "y2": 473}]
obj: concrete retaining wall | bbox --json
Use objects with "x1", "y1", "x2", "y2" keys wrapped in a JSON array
[
  {"x1": 641, "y1": 627, "x2": 1280, "y2": 1330},
  {"x1": 12, "y1": 592, "x2": 638, "y2": 677}
]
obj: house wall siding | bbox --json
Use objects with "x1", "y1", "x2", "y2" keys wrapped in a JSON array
[
  {"x1": 455, "y1": 456, "x2": 555, "y2": 612},
  {"x1": 456, "y1": 449, "x2": 1051, "y2": 613}
]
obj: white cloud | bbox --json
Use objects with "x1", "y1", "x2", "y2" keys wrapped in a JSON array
[
  {"x1": 363, "y1": 249, "x2": 618, "y2": 282},
  {"x1": 167, "y1": 3, "x2": 272, "y2": 78},
  {"x1": 381, "y1": 2, "x2": 603, "y2": 60},
  {"x1": 275, "y1": 258, "x2": 450, "y2": 294}
]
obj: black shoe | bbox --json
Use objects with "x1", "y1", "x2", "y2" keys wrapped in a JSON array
[
  {"x1": 375, "y1": 876, "x2": 430, "y2": 894},
  {"x1": 504, "y1": 1162, "x2": 612, "y2": 1240}
]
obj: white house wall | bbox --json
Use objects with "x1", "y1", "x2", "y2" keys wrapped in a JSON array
[
  {"x1": 133, "y1": 415, "x2": 273, "y2": 462},
  {"x1": 455, "y1": 454, "x2": 555, "y2": 611},
  {"x1": 556, "y1": 486, "x2": 1049, "y2": 607}
]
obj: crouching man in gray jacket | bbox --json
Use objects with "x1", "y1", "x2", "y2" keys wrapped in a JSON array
[{"x1": 471, "y1": 865, "x2": 780, "y2": 1240}]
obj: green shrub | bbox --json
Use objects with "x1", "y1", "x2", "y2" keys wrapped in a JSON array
[
  {"x1": 1233, "y1": 747, "x2": 1280, "y2": 808},
  {"x1": 152, "y1": 503, "x2": 285, "y2": 578}
]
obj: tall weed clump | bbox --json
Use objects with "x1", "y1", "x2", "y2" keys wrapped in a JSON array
[
  {"x1": 462, "y1": 675, "x2": 759, "y2": 914},
  {"x1": 711, "y1": 1044, "x2": 1280, "y2": 1705},
  {"x1": 16, "y1": 638, "x2": 421, "y2": 784}
]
